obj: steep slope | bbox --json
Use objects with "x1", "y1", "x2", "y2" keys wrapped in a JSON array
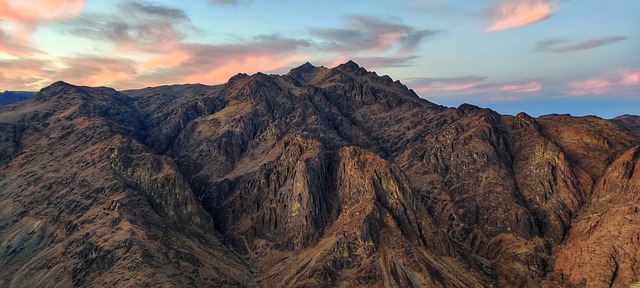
[
  {"x1": 124, "y1": 63, "x2": 486, "y2": 286},
  {"x1": 1, "y1": 61, "x2": 638, "y2": 287},
  {"x1": 554, "y1": 145, "x2": 640, "y2": 287},
  {"x1": 612, "y1": 114, "x2": 640, "y2": 136},
  {"x1": 0, "y1": 82, "x2": 251, "y2": 287},
  {"x1": 122, "y1": 62, "x2": 640, "y2": 287}
]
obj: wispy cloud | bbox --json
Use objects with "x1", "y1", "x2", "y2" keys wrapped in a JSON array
[
  {"x1": 56, "y1": 1, "x2": 304, "y2": 86},
  {"x1": 0, "y1": 0, "x2": 85, "y2": 55},
  {"x1": 2, "y1": 2, "x2": 441, "y2": 90},
  {"x1": 0, "y1": 29, "x2": 39, "y2": 56},
  {"x1": 64, "y1": 1, "x2": 193, "y2": 53},
  {"x1": 65, "y1": 2, "x2": 310, "y2": 86},
  {"x1": 311, "y1": 15, "x2": 440, "y2": 55},
  {"x1": 0, "y1": 0, "x2": 84, "y2": 25},
  {"x1": 148, "y1": 35, "x2": 311, "y2": 84},
  {"x1": 210, "y1": 0, "x2": 238, "y2": 4},
  {"x1": 309, "y1": 15, "x2": 440, "y2": 68},
  {"x1": 0, "y1": 58, "x2": 52, "y2": 90},
  {"x1": 48, "y1": 8, "x2": 438, "y2": 89},
  {"x1": 350, "y1": 56, "x2": 418, "y2": 68},
  {"x1": 486, "y1": 0, "x2": 555, "y2": 32},
  {"x1": 535, "y1": 36, "x2": 629, "y2": 53},
  {"x1": 565, "y1": 69, "x2": 640, "y2": 96},
  {"x1": 53, "y1": 57, "x2": 138, "y2": 87},
  {"x1": 406, "y1": 76, "x2": 543, "y2": 100},
  {"x1": 407, "y1": 69, "x2": 640, "y2": 102},
  {"x1": 407, "y1": 76, "x2": 488, "y2": 93}
]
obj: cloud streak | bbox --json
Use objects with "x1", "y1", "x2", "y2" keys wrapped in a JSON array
[
  {"x1": 64, "y1": 1, "x2": 192, "y2": 53},
  {"x1": 406, "y1": 76, "x2": 544, "y2": 101},
  {"x1": 0, "y1": 29, "x2": 39, "y2": 56},
  {"x1": 406, "y1": 69, "x2": 640, "y2": 103},
  {"x1": 407, "y1": 76, "x2": 488, "y2": 93},
  {"x1": 0, "y1": 0, "x2": 85, "y2": 53},
  {"x1": 535, "y1": 36, "x2": 629, "y2": 53},
  {"x1": 0, "y1": 0, "x2": 84, "y2": 21},
  {"x1": 210, "y1": 0, "x2": 238, "y2": 4},
  {"x1": 565, "y1": 69, "x2": 640, "y2": 96},
  {"x1": 0, "y1": 58, "x2": 52, "y2": 90},
  {"x1": 486, "y1": 0, "x2": 554, "y2": 32},
  {"x1": 53, "y1": 57, "x2": 138, "y2": 87},
  {"x1": 148, "y1": 35, "x2": 311, "y2": 84},
  {"x1": 53, "y1": 0, "x2": 313, "y2": 88},
  {"x1": 311, "y1": 15, "x2": 439, "y2": 55}
]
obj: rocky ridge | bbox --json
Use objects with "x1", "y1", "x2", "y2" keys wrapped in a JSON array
[{"x1": 0, "y1": 61, "x2": 638, "y2": 287}]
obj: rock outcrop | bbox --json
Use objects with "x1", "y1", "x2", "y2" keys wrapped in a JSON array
[{"x1": 554, "y1": 145, "x2": 640, "y2": 287}]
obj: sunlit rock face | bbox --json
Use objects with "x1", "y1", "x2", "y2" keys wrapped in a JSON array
[{"x1": 0, "y1": 62, "x2": 638, "y2": 287}]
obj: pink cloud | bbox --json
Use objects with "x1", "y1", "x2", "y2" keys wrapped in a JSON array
[
  {"x1": 373, "y1": 31, "x2": 407, "y2": 53},
  {"x1": 183, "y1": 54, "x2": 308, "y2": 85},
  {"x1": 621, "y1": 70, "x2": 640, "y2": 85},
  {"x1": 486, "y1": 0, "x2": 554, "y2": 32},
  {"x1": 502, "y1": 82, "x2": 542, "y2": 93},
  {"x1": 407, "y1": 76, "x2": 486, "y2": 94},
  {"x1": 1, "y1": 3, "x2": 434, "y2": 91},
  {"x1": 139, "y1": 50, "x2": 191, "y2": 71},
  {"x1": 0, "y1": 28, "x2": 38, "y2": 56},
  {"x1": 0, "y1": 0, "x2": 84, "y2": 21},
  {"x1": 407, "y1": 76, "x2": 544, "y2": 100},
  {"x1": 54, "y1": 57, "x2": 138, "y2": 87},
  {"x1": 442, "y1": 83, "x2": 478, "y2": 91},
  {"x1": 0, "y1": 0, "x2": 85, "y2": 55},
  {"x1": 0, "y1": 58, "x2": 52, "y2": 90},
  {"x1": 565, "y1": 69, "x2": 640, "y2": 96}
]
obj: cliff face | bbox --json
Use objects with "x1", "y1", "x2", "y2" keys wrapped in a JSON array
[
  {"x1": 0, "y1": 62, "x2": 638, "y2": 287},
  {"x1": 554, "y1": 145, "x2": 640, "y2": 287}
]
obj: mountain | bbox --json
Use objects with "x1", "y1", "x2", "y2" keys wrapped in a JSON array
[
  {"x1": 612, "y1": 114, "x2": 640, "y2": 136},
  {"x1": 0, "y1": 61, "x2": 638, "y2": 287},
  {"x1": 0, "y1": 91, "x2": 36, "y2": 105}
]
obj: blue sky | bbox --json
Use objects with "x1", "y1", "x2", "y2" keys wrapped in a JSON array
[{"x1": 0, "y1": 0, "x2": 638, "y2": 117}]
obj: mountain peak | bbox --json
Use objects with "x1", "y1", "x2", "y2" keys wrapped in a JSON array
[
  {"x1": 287, "y1": 61, "x2": 320, "y2": 76},
  {"x1": 298, "y1": 61, "x2": 315, "y2": 69},
  {"x1": 336, "y1": 60, "x2": 362, "y2": 72},
  {"x1": 43, "y1": 80, "x2": 75, "y2": 90},
  {"x1": 34, "y1": 81, "x2": 81, "y2": 101}
]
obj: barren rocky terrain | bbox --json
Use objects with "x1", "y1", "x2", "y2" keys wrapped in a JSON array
[{"x1": 0, "y1": 61, "x2": 638, "y2": 287}]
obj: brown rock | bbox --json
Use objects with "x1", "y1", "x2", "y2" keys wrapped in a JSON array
[{"x1": 555, "y1": 146, "x2": 640, "y2": 287}]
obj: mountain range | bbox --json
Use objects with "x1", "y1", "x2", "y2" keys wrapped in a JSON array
[
  {"x1": 0, "y1": 91, "x2": 36, "y2": 106},
  {"x1": 0, "y1": 61, "x2": 638, "y2": 287}
]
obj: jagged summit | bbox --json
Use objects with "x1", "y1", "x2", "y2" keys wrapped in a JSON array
[
  {"x1": 286, "y1": 60, "x2": 359, "y2": 73},
  {"x1": 288, "y1": 61, "x2": 316, "y2": 74},
  {"x1": 336, "y1": 60, "x2": 361, "y2": 72}
]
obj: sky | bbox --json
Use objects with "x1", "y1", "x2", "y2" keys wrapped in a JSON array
[{"x1": 0, "y1": 0, "x2": 638, "y2": 118}]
